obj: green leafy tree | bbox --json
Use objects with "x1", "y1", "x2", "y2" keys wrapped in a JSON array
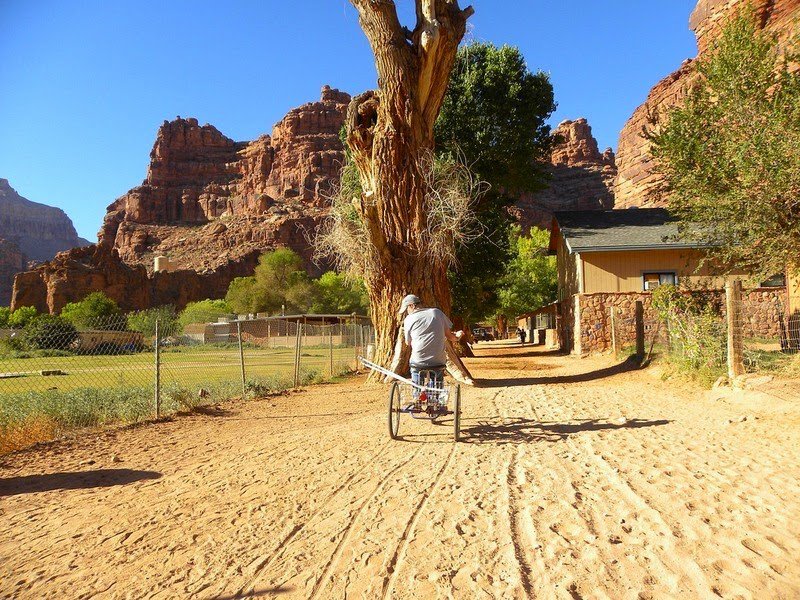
[
  {"x1": 495, "y1": 226, "x2": 557, "y2": 321},
  {"x1": 435, "y1": 42, "x2": 556, "y2": 325},
  {"x1": 225, "y1": 277, "x2": 263, "y2": 314},
  {"x1": 178, "y1": 299, "x2": 232, "y2": 328},
  {"x1": 310, "y1": 272, "x2": 369, "y2": 315},
  {"x1": 0, "y1": 307, "x2": 11, "y2": 328},
  {"x1": 127, "y1": 305, "x2": 180, "y2": 337},
  {"x1": 648, "y1": 9, "x2": 800, "y2": 277},
  {"x1": 23, "y1": 314, "x2": 78, "y2": 350},
  {"x1": 224, "y1": 249, "x2": 314, "y2": 316},
  {"x1": 8, "y1": 306, "x2": 38, "y2": 328},
  {"x1": 60, "y1": 292, "x2": 121, "y2": 330}
]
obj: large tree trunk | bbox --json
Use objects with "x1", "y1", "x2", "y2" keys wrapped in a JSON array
[{"x1": 347, "y1": 0, "x2": 474, "y2": 382}]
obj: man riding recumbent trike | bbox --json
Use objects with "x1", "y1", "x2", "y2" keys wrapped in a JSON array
[{"x1": 360, "y1": 294, "x2": 464, "y2": 442}]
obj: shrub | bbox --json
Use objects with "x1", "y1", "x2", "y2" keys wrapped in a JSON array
[
  {"x1": 0, "y1": 307, "x2": 10, "y2": 328},
  {"x1": 8, "y1": 306, "x2": 38, "y2": 328},
  {"x1": 127, "y1": 305, "x2": 180, "y2": 337},
  {"x1": 23, "y1": 315, "x2": 78, "y2": 350},
  {"x1": 60, "y1": 292, "x2": 122, "y2": 330},
  {"x1": 178, "y1": 299, "x2": 232, "y2": 328}
]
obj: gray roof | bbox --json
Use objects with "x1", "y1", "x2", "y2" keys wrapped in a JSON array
[{"x1": 553, "y1": 208, "x2": 710, "y2": 253}]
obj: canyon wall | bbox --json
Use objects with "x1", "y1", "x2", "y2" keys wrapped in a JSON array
[
  {"x1": 615, "y1": 0, "x2": 800, "y2": 208},
  {"x1": 512, "y1": 118, "x2": 616, "y2": 231},
  {"x1": 12, "y1": 86, "x2": 350, "y2": 313},
  {"x1": 0, "y1": 178, "x2": 90, "y2": 305},
  {"x1": 0, "y1": 237, "x2": 26, "y2": 307}
]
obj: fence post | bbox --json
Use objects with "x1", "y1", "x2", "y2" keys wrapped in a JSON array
[
  {"x1": 237, "y1": 321, "x2": 246, "y2": 398},
  {"x1": 154, "y1": 318, "x2": 161, "y2": 418},
  {"x1": 635, "y1": 301, "x2": 645, "y2": 357},
  {"x1": 293, "y1": 320, "x2": 301, "y2": 387},
  {"x1": 726, "y1": 279, "x2": 745, "y2": 378},
  {"x1": 329, "y1": 327, "x2": 334, "y2": 377},
  {"x1": 354, "y1": 322, "x2": 359, "y2": 370},
  {"x1": 610, "y1": 306, "x2": 618, "y2": 358}
]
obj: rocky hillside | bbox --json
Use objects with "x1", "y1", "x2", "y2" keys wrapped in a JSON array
[
  {"x1": 11, "y1": 87, "x2": 620, "y2": 314},
  {"x1": 0, "y1": 179, "x2": 90, "y2": 261},
  {"x1": 0, "y1": 179, "x2": 90, "y2": 305},
  {"x1": 12, "y1": 87, "x2": 350, "y2": 313},
  {"x1": 614, "y1": 0, "x2": 800, "y2": 208},
  {"x1": 511, "y1": 118, "x2": 616, "y2": 231},
  {"x1": 0, "y1": 237, "x2": 26, "y2": 307}
]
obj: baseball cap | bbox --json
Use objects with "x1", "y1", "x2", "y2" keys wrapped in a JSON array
[{"x1": 398, "y1": 294, "x2": 421, "y2": 315}]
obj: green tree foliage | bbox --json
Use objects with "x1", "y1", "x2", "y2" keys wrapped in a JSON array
[
  {"x1": 436, "y1": 42, "x2": 556, "y2": 194},
  {"x1": 225, "y1": 277, "x2": 262, "y2": 314},
  {"x1": 178, "y1": 299, "x2": 232, "y2": 327},
  {"x1": 435, "y1": 42, "x2": 556, "y2": 324},
  {"x1": 225, "y1": 249, "x2": 314, "y2": 315},
  {"x1": 0, "y1": 307, "x2": 12, "y2": 328},
  {"x1": 60, "y1": 292, "x2": 121, "y2": 330},
  {"x1": 648, "y1": 10, "x2": 800, "y2": 277},
  {"x1": 7, "y1": 306, "x2": 38, "y2": 328},
  {"x1": 23, "y1": 315, "x2": 78, "y2": 350},
  {"x1": 495, "y1": 226, "x2": 557, "y2": 321},
  {"x1": 310, "y1": 272, "x2": 369, "y2": 315},
  {"x1": 127, "y1": 305, "x2": 180, "y2": 337}
]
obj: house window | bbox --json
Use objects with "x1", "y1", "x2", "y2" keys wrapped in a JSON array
[
  {"x1": 643, "y1": 272, "x2": 677, "y2": 291},
  {"x1": 760, "y1": 273, "x2": 786, "y2": 288}
]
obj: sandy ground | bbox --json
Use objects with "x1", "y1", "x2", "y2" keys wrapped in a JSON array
[{"x1": 1, "y1": 342, "x2": 799, "y2": 599}]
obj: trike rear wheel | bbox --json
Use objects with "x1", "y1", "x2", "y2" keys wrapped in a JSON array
[{"x1": 388, "y1": 381, "x2": 401, "y2": 439}]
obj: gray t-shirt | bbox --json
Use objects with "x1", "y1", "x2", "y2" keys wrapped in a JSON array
[{"x1": 403, "y1": 307, "x2": 452, "y2": 367}]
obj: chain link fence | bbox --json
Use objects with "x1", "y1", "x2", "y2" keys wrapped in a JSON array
[{"x1": 0, "y1": 311, "x2": 373, "y2": 453}]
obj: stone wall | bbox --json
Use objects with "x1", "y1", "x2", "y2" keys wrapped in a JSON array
[{"x1": 570, "y1": 288, "x2": 788, "y2": 355}]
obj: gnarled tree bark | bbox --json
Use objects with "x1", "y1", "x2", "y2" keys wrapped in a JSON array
[{"x1": 347, "y1": 0, "x2": 474, "y2": 383}]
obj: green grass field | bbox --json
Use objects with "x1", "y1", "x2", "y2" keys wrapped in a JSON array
[
  {"x1": 0, "y1": 345, "x2": 358, "y2": 395},
  {"x1": 0, "y1": 344, "x2": 359, "y2": 453}
]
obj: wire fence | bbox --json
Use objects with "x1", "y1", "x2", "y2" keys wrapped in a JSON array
[
  {"x1": 608, "y1": 283, "x2": 798, "y2": 382},
  {"x1": 0, "y1": 311, "x2": 373, "y2": 453}
]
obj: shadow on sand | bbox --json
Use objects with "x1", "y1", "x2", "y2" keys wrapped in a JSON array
[
  {"x1": 0, "y1": 469, "x2": 162, "y2": 497},
  {"x1": 476, "y1": 355, "x2": 643, "y2": 388},
  {"x1": 209, "y1": 586, "x2": 294, "y2": 599},
  {"x1": 462, "y1": 417, "x2": 670, "y2": 444}
]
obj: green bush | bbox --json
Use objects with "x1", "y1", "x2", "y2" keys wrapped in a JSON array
[
  {"x1": 8, "y1": 306, "x2": 38, "y2": 328},
  {"x1": 652, "y1": 284, "x2": 726, "y2": 383},
  {"x1": 60, "y1": 292, "x2": 122, "y2": 330},
  {"x1": 23, "y1": 315, "x2": 78, "y2": 350},
  {"x1": 178, "y1": 299, "x2": 232, "y2": 328},
  {"x1": 0, "y1": 307, "x2": 10, "y2": 328},
  {"x1": 128, "y1": 305, "x2": 180, "y2": 336}
]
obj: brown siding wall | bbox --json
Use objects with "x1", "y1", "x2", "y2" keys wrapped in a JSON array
[
  {"x1": 557, "y1": 236, "x2": 580, "y2": 300},
  {"x1": 580, "y1": 249, "x2": 728, "y2": 293}
]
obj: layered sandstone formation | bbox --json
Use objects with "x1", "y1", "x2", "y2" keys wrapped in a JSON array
[
  {"x1": 615, "y1": 0, "x2": 800, "y2": 208},
  {"x1": 0, "y1": 179, "x2": 89, "y2": 305},
  {"x1": 13, "y1": 87, "x2": 350, "y2": 313},
  {"x1": 512, "y1": 118, "x2": 616, "y2": 231},
  {"x1": 0, "y1": 179, "x2": 89, "y2": 261}
]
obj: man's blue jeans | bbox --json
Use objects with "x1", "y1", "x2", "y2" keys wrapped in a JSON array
[{"x1": 410, "y1": 365, "x2": 444, "y2": 402}]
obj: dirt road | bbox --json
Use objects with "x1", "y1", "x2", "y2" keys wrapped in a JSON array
[{"x1": 1, "y1": 343, "x2": 799, "y2": 599}]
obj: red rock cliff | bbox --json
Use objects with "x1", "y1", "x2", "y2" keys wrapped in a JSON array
[
  {"x1": 512, "y1": 118, "x2": 616, "y2": 231},
  {"x1": 12, "y1": 86, "x2": 350, "y2": 313},
  {"x1": 614, "y1": 0, "x2": 800, "y2": 208}
]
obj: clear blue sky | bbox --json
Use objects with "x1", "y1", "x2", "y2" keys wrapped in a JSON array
[{"x1": 0, "y1": 0, "x2": 697, "y2": 242}]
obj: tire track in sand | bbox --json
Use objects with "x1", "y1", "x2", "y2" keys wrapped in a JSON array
[
  {"x1": 236, "y1": 439, "x2": 393, "y2": 597},
  {"x1": 307, "y1": 445, "x2": 426, "y2": 599},
  {"x1": 379, "y1": 442, "x2": 458, "y2": 599}
]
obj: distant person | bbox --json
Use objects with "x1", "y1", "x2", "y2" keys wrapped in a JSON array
[
  {"x1": 399, "y1": 294, "x2": 463, "y2": 395},
  {"x1": 518, "y1": 327, "x2": 526, "y2": 345}
]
